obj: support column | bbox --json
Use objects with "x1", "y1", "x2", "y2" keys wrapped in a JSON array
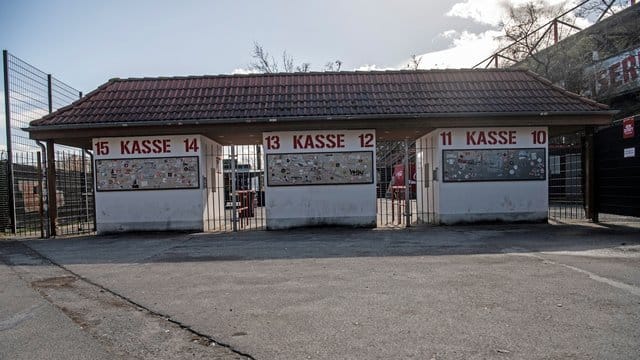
[
  {"x1": 404, "y1": 139, "x2": 411, "y2": 227},
  {"x1": 46, "y1": 140, "x2": 57, "y2": 236},
  {"x1": 3, "y1": 50, "x2": 16, "y2": 233},
  {"x1": 584, "y1": 126, "x2": 598, "y2": 222},
  {"x1": 231, "y1": 145, "x2": 238, "y2": 232}
]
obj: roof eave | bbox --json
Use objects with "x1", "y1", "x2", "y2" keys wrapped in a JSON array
[{"x1": 25, "y1": 110, "x2": 618, "y2": 133}]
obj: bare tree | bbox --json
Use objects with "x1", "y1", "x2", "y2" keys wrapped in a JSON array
[
  {"x1": 323, "y1": 60, "x2": 343, "y2": 72},
  {"x1": 250, "y1": 42, "x2": 341, "y2": 73},
  {"x1": 297, "y1": 63, "x2": 312, "y2": 72},
  {"x1": 281, "y1": 51, "x2": 294, "y2": 73},
  {"x1": 496, "y1": 0, "x2": 629, "y2": 69},
  {"x1": 496, "y1": 0, "x2": 632, "y2": 93},
  {"x1": 407, "y1": 54, "x2": 422, "y2": 70},
  {"x1": 497, "y1": 1, "x2": 565, "y2": 71},
  {"x1": 250, "y1": 42, "x2": 279, "y2": 73},
  {"x1": 249, "y1": 42, "x2": 312, "y2": 73},
  {"x1": 576, "y1": 0, "x2": 628, "y2": 22}
]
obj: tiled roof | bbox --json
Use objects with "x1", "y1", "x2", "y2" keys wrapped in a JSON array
[{"x1": 29, "y1": 69, "x2": 610, "y2": 127}]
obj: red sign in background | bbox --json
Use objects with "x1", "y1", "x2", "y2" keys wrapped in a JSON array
[{"x1": 623, "y1": 117, "x2": 635, "y2": 139}]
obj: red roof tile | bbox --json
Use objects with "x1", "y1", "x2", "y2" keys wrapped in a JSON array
[{"x1": 29, "y1": 69, "x2": 609, "y2": 128}]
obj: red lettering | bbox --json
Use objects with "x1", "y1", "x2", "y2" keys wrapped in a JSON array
[
  {"x1": 498, "y1": 131, "x2": 508, "y2": 144},
  {"x1": 336, "y1": 134, "x2": 345, "y2": 148},
  {"x1": 119, "y1": 139, "x2": 172, "y2": 154},
  {"x1": 94, "y1": 141, "x2": 109, "y2": 155},
  {"x1": 314, "y1": 134, "x2": 326, "y2": 148},
  {"x1": 609, "y1": 63, "x2": 622, "y2": 88},
  {"x1": 152, "y1": 139, "x2": 163, "y2": 153},
  {"x1": 466, "y1": 131, "x2": 477, "y2": 145},
  {"x1": 487, "y1": 131, "x2": 497, "y2": 145},
  {"x1": 120, "y1": 140, "x2": 131, "y2": 154},
  {"x1": 293, "y1": 135, "x2": 303, "y2": 149},
  {"x1": 440, "y1": 131, "x2": 452, "y2": 146},
  {"x1": 477, "y1": 131, "x2": 487, "y2": 145},
  {"x1": 509, "y1": 131, "x2": 516, "y2": 144},
  {"x1": 141, "y1": 139, "x2": 151, "y2": 154},
  {"x1": 326, "y1": 134, "x2": 337, "y2": 148},
  {"x1": 304, "y1": 135, "x2": 315, "y2": 149},
  {"x1": 359, "y1": 133, "x2": 374, "y2": 147},
  {"x1": 131, "y1": 141, "x2": 141, "y2": 154}
]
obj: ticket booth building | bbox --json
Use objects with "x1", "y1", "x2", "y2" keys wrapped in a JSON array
[{"x1": 27, "y1": 69, "x2": 614, "y2": 233}]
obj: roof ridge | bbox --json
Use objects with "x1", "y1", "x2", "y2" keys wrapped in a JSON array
[{"x1": 110, "y1": 68, "x2": 530, "y2": 82}]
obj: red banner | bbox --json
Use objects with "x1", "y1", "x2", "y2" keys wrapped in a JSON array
[{"x1": 623, "y1": 117, "x2": 635, "y2": 139}]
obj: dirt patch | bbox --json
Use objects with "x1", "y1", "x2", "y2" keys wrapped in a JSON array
[
  {"x1": 60, "y1": 306, "x2": 101, "y2": 329},
  {"x1": 31, "y1": 276, "x2": 77, "y2": 288}
]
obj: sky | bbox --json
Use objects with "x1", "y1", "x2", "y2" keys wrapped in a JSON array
[
  {"x1": 0, "y1": 0, "x2": 628, "y2": 151},
  {"x1": 0, "y1": 0, "x2": 522, "y2": 93}
]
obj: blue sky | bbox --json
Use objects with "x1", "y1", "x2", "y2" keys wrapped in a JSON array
[{"x1": 1, "y1": 0, "x2": 494, "y2": 92}]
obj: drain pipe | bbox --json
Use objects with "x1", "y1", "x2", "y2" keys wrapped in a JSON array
[{"x1": 35, "y1": 140, "x2": 50, "y2": 238}]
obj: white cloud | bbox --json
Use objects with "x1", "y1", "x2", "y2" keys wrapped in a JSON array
[
  {"x1": 396, "y1": 0, "x2": 598, "y2": 70},
  {"x1": 446, "y1": 0, "x2": 510, "y2": 26},
  {"x1": 356, "y1": 64, "x2": 397, "y2": 72},
  {"x1": 231, "y1": 68, "x2": 260, "y2": 75},
  {"x1": 401, "y1": 30, "x2": 503, "y2": 69},
  {"x1": 446, "y1": 0, "x2": 580, "y2": 26}
]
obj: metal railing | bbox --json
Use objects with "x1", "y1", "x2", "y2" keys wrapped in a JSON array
[{"x1": 473, "y1": 0, "x2": 632, "y2": 69}]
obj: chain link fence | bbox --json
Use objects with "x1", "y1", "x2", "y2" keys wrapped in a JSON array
[{"x1": 2, "y1": 50, "x2": 94, "y2": 237}]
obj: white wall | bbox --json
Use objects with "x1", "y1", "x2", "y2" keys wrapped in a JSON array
[
  {"x1": 418, "y1": 127, "x2": 549, "y2": 224},
  {"x1": 263, "y1": 130, "x2": 376, "y2": 229},
  {"x1": 93, "y1": 135, "x2": 220, "y2": 234}
]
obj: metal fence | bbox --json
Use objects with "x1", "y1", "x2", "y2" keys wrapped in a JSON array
[{"x1": 2, "y1": 50, "x2": 94, "y2": 237}]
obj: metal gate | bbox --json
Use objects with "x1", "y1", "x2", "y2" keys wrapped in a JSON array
[
  {"x1": 205, "y1": 145, "x2": 265, "y2": 231},
  {"x1": 548, "y1": 131, "x2": 586, "y2": 221},
  {"x1": 376, "y1": 140, "x2": 418, "y2": 227},
  {"x1": 595, "y1": 117, "x2": 640, "y2": 218}
]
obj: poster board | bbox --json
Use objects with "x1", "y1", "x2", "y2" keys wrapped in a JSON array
[
  {"x1": 267, "y1": 151, "x2": 374, "y2": 186},
  {"x1": 96, "y1": 156, "x2": 199, "y2": 191},
  {"x1": 443, "y1": 148, "x2": 546, "y2": 182}
]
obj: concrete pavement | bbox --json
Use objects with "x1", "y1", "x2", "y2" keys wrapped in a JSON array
[
  {"x1": 0, "y1": 246, "x2": 115, "y2": 360},
  {"x1": 17, "y1": 223, "x2": 640, "y2": 359}
]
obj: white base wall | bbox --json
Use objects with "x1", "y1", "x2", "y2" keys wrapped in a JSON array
[
  {"x1": 96, "y1": 190, "x2": 204, "y2": 234},
  {"x1": 437, "y1": 181, "x2": 548, "y2": 224},
  {"x1": 265, "y1": 186, "x2": 376, "y2": 229}
]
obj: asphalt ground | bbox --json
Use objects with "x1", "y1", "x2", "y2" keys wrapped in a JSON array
[
  {"x1": 2, "y1": 222, "x2": 640, "y2": 359},
  {"x1": 0, "y1": 248, "x2": 115, "y2": 360}
]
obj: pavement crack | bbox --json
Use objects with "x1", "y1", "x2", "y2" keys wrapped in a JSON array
[{"x1": 17, "y1": 241, "x2": 256, "y2": 360}]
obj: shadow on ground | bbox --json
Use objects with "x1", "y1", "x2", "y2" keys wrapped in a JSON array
[{"x1": 0, "y1": 222, "x2": 637, "y2": 266}]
